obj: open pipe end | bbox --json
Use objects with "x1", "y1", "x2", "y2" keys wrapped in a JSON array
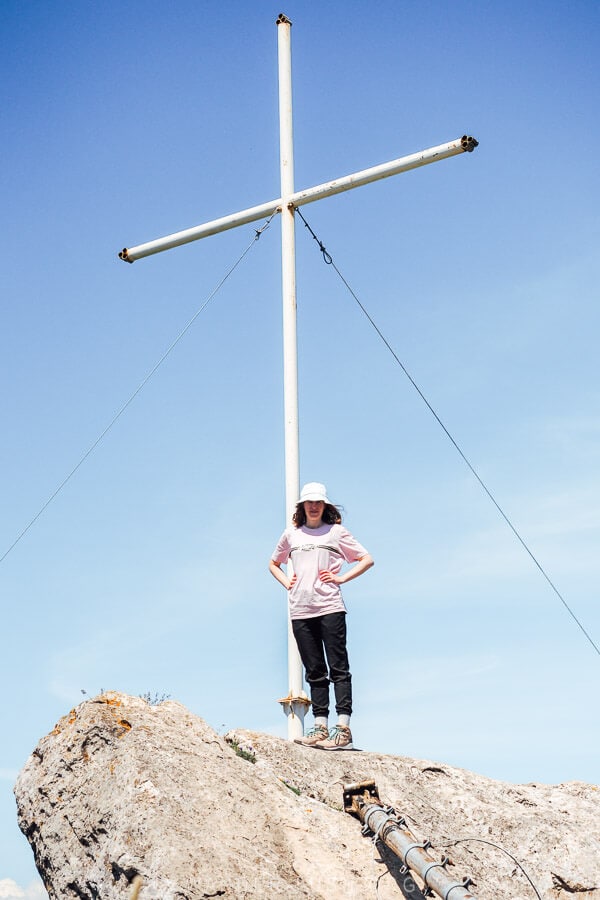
[
  {"x1": 118, "y1": 248, "x2": 134, "y2": 264},
  {"x1": 461, "y1": 135, "x2": 479, "y2": 152},
  {"x1": 343, "y1": 780, "x2": 380, "y2": 817},
  {"x1": 276, "y1": 13, "x2": 292, "y2": 26}
]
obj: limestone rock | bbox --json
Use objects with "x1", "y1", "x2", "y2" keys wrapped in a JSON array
[{"x1": 14, "y1": 692, "x2": 600, "y2": 899}]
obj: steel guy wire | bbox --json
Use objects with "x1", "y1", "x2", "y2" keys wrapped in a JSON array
[
  {"x1": 0, "y1": 215, "x2": 276, "y2": 567},
  {"x1": 374, "y1": 788, "x2": 542, "y2": 900},
  {"x1": 296, "y1": 207, "x2": 600, "y2": 659},
  {"x1": 440, "y1": 839, "x2": 542, "y2": 900}
]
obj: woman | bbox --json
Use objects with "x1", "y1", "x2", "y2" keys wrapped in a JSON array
[{"x1": 269, "y1": 482, "x2": 374, "y2": 750}]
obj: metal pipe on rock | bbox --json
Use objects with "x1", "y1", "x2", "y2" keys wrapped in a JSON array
[{"x1": 343, "y1": 782, "x2": 478, "y2": 900}]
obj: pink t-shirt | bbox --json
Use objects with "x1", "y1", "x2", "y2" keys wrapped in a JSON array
[{"x1": 271, "y1": 523, "x2": 369, "y2": 620}]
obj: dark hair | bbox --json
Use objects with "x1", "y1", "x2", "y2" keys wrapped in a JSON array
[{"x1": 293, "y1": 501, "x2": 342, "y2": 528}]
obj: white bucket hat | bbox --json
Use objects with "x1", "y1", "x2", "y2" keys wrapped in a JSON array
[{"x1": 299, "y1": 482, "x2": 329, "y2": 504}]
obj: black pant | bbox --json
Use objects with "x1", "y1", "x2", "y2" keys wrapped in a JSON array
[{"x1": 292, "y1": 611, "x2": 352, "y2": 718}]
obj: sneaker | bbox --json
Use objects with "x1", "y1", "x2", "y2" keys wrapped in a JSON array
[
  {"x1": 315, "y1": 724, "x2": 354, "y2": 751},
  {"x1": 294, "y1": 724, "x2": 329, "y2": 747}
]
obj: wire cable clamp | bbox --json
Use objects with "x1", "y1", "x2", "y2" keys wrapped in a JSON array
[
  {"x1": 403, "y1": 840, "x2": 432, "y2": 866},
  {"x1": 423, "y1": 858, "x2": 450, "y2": 885},
  {"x1": 444, "y1": 878, "x2": 473, "y2": 899},
  {"x1": 254, "y1": 212, "x2": 277, "y2": 240},
  {"x1": 369, "y1": 811, "x2": 401, "y2": 843},
  {"x1": 295, "y1": 207, "x2": 332, "y2": 263}
]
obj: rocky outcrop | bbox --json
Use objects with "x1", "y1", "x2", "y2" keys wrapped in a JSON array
[{"x1": 14, "y1": 692, "x2": 600, "y2": 899}]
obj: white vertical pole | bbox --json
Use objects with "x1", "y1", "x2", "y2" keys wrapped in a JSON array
[{"x1": 276, "y1": 14, "x2": 308, "y2": 739}]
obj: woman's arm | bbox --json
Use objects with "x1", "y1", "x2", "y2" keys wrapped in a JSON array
[
  {"x1": 269, "y1": 559, "x2": 297, "y2": 591},
  {"x1": 319, "y1": 553, "x2": 374, "y2": 586}
]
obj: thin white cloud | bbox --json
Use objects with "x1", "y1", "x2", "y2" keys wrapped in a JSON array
[
  {"x1": 544, "y1": 412, "x2": 600, "y2": 458},
  {"x1": 357, "y1": 652, "x2": 500, "y2": 706},
  {"x1": 0, "y1": 880, "x2": 47, "y2": 900},
  {"x1": 396, "y1": 481, "x2": 600, "y2": 601},
  {"x1": 528, "y1": 489, "x2": 600, "y2": 539},
  {"x1": 0, "y1": 881, "x2": 23, "y2": 900}
]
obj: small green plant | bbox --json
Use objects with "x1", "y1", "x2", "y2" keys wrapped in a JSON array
[
  {"x1": 139, "y1": 691, "x2": 171, "y2": 706},
  {"x1": 225, "y1": 736, "x2": 256, "y2": 764},
  {"x1": 280, "y1": 779, "x2": 301, "y2": 796}
]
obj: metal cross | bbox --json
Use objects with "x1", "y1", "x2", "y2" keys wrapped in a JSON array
[{"x1": 118, "y1": 14, "x2": 478, "y2": 739}]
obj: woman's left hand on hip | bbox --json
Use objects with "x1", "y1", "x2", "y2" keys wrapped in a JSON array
[{"x1": 319, "y1": 569, "x2": 342, "y2": 585}]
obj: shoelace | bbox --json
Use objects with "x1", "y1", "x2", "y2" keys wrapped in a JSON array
[
  {"x1": 328, "y1": 725, "x2": 350, "y2": 741},
  {"x1": 306, "y1": 726, "x2": 328, "y2": 738}
]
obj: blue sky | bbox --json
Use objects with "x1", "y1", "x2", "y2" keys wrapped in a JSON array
[{"x1": 1, "y1": 0, "x2": 599, "y2": 893}]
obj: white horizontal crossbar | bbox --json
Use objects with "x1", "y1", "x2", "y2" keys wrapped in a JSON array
[{"x1": 118, "y1": 135, "x2": 477, "y2": 263}]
